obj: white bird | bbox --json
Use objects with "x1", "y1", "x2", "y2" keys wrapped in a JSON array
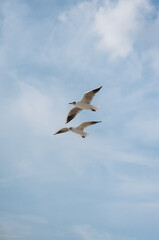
[
  {"x1": 66, "y1": 86, "x2": 102, "y2": 123},
  {"x1": 54, "y1": 121, "x2": 102, "y2": 138}
]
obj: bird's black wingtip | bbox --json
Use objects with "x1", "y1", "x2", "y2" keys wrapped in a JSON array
[
  {"x1": 93, "y1": 86, "x2": 102, "y2": 93},
  {"x1": 97, "y1": 120, "x2": 102, "y2": 123},
  {"x1": 65, "y1": 119, "x2": 70, "y2": 124},
  {"x1": 66, "y1": 115, "x2": 75, "y2": 124}
]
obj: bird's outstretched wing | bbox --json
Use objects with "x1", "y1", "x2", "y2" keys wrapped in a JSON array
[
  {"x1": 76, "y1": 121, "x2": 102, "y2": 130},
  {"x1": 54, "y1": 128, "x2": 69, "y2": 135},
  {"x1": 80, "y1": 86, "x2": 102, "y2": 104},
  {"x1": 66, "y1": 107, "x2": 82, "y2": 123}
]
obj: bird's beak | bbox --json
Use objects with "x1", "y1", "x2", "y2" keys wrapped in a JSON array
[{"x1": 69, "y1": 102, "x2": 73, "y2": 104}]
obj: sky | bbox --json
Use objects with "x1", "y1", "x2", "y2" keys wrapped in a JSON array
[{"x1": 0, "y1": 0, "x2": 159, "y2": 239}]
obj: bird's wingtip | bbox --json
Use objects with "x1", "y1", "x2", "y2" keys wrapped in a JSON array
[
  {"x1": 95, "y1": 120, "x2": 102, "y2": 123},
  {"x1": 93, "y1": 86, "x2": 102, "y2": 93}
]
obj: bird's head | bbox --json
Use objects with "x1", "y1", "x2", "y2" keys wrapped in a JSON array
[
  {"x1": 69, "y1": 127, "x2": 73, "y2": 130},
  {"x1": 69, "y1": 101, "x2": 76, "y2": 105}
]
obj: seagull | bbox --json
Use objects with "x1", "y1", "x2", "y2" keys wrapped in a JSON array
[
  {"x1": 66, "y1": 86, "x2": 102, "y2": 123},
  {"x1": 54, "y1": 121, "x2": 102, "y2": 138}
]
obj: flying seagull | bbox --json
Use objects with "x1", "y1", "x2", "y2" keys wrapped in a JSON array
[
  {"x1": 54, "y1": 121, "x2": 102, "y2": 138},
  {"x1": 66, "y1": 86, "x2": 102, "y2": 123}
]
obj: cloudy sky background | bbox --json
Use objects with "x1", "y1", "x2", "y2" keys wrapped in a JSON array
[{"x1": 0, "y1": 0, "x2": 159, "y2": 239}]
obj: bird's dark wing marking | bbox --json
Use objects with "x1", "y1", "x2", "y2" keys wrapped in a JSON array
[{"x1": 66, "y1": 107, "x2": 82, "y2": 123}]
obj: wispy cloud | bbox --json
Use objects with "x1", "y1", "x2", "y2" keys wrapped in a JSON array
[
  {"x1": 73, "y1": 224, "x2": 136, "y2": 240},
  {"x1": 126, "y1": 115, "x2": 159, "y2": 143},
  {"x1": 120, "y1": 178, "x2": 159, "y2": 195},
  {"x1": 20, "y1": 214, "x2": 48, "y2": 224},
  {"x1": 93, "y1": 0, "x2": 153, "y2": 59},
  {"x1": 142, "y1": 48, "x2": 159, "y2": 76}
]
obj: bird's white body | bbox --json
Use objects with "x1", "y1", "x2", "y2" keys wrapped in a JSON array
[
  {"x1": 70, "y1": 127, "x2": 88, "y2": 138},
  {"x1": 75, "y1": 101, "x2": 98, "y2": 111}
]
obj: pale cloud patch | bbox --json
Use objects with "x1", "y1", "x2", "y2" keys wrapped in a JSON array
[
  {"x1": 73, "y1": 224, "x2": 136, "y2": 240},
  {"x1": 14, "y1": 83, "x2": 53, "y2": 134},
  {"x1": 99, "y1": 201, "x2": 159, "y2": 228},
  {"x1": 74, "y1": 225, "x2": 97, "y2": 240},
  {"x1": 0, "y1": 218, "x2": 30, "y2": 240},
  {"x1": 5, "y1": 81, "x2": 67, "y2": 136},
  {"x1": 0, "y1": 1, "x2": 31, "y2": 65},
  {"x1": 93, "y1": 0, "x2": 153, "y2": 59},
  {"x1": 0, "y1": 79, "x2": 69, "y2": 179},
  {"x1": 0, "y1": 214, "x2": 48, "y2": 240},
  {"x1": 120, "y1": 178, "x2": 159, "y2": 195},
  {"x1": 58, "y1": 12, "x2": 67, "y2": 22},
  {"x1": 139, "y1": 10, "x2": 159, "y2": 75},
  {"x1": 142, "y1": 48, "x2": 159, "y2": 76},
  {"x1": 74, "y1": 225, "x2": 109, "y2": 240},
  {"x1": 17, "y1": 158, "x2": 34, "y2": 178},
  {"x1": 20, "y1": 214, "x2": 48, "y2": 224},
  {"x1": 0, "y1": 179, "x2": 9, "y2": 188},
  {"x1": 127, "y1": 115, "x2": 159, "y2": 143},
  {"x1": 88, "y1": 137, "x2": 152, "y2": 166}
]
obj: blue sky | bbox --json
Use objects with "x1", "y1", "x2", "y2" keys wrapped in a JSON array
[{"x1": 0, "y1": 0, "x2": 159, "y2": 239}]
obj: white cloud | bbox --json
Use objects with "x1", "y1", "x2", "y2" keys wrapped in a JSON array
[{"x1": 93, "y1": 0, "x2": 153, "y2": 59}]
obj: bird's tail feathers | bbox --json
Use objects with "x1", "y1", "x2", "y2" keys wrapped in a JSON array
[
  {"x1": 92, "y1": 105, "x2": 99, "y2": 111},
  {"x1": 81, "y1": 132, "x2": 89, "y2": 138}
]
